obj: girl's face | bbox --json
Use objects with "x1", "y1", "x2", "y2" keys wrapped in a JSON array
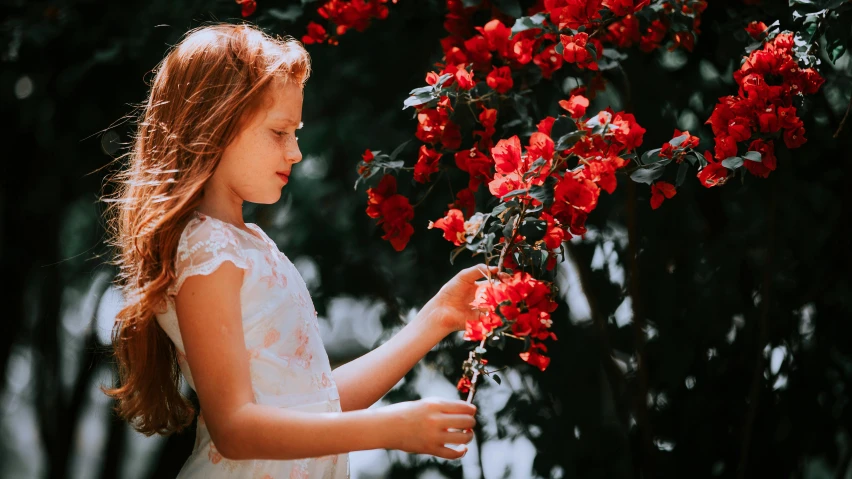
[{"x1": 211, "y1": 79, "x2": 304, "y2": 206}]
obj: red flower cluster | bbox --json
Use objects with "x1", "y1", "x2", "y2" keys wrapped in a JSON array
[
  {"x1": 650, "y1": 181, "x2": 676, "y2": 209},
  {"x1": 365, "y1": 175, "x2": 414, "y2": 251},
  {"x1": 702, "y1": 32, "x2": 824, "y2": 185},
  {"x1": 466, "y1": 271, "x2": 559, "y2": 371},
  {"x1": 303, "y1": 0, "x2": 395, "y2": 45},
  {"x1": 236, "y1": 0, "x2": 257, "y2": 17},
  {"x1": 416, "y1": 96, "x2": 461, "y2": 151}
]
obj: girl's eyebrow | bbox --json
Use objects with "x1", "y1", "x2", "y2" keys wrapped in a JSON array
[{"x1": 270, "y1": 116, "x2": 303, "y2": 128}]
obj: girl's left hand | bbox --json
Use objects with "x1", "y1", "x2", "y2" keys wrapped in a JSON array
[{"x1": 423, "y1": 264, "x2": 500, "y2": 336}]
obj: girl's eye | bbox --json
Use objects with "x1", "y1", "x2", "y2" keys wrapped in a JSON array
[{"x1": 272, "y1": 130, "x2": 286, "y2": 137}]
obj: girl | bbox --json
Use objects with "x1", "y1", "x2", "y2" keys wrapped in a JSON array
[{"x1": 101, "y1": 23, "x2": 493, "y2": 478}]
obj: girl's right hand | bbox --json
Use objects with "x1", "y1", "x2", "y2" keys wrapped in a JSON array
[{"x1": 380, "y1": 397, "x2": 477, "y2": 460}]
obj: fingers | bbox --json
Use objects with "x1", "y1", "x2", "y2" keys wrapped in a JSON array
[
  {"x1": 431, "y1": 445, "x2": 468, "y2": 460},
  {"x1": 443, "y1": 429, "x2": 474, "y2": 445},
  {"x1": 461, "y1": 264, "x2": 499, "y2": 281},
  {"x1": 444, "y1": 414, "x2": 477, "y2": 430},
  {"x1": 437, "y1": 399, "x2": 477, "y2": 415}
]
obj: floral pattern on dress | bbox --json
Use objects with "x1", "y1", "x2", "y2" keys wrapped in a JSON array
[{"x1": 154, "y1": 210, "x2": 348, "y2": 479}]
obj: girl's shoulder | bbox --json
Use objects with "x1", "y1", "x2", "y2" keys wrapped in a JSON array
[{"x1": 168, "y1": 211, "x2": 252, "y2": 298}]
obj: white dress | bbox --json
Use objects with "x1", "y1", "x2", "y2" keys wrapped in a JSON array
[{"x1": 155, "y1": 210, "x2": 349, "y2": 479}]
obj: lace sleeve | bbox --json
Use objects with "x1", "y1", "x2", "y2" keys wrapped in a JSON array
[{"x1": 169, "y1": 215, "x2": 250, "y2": 298}]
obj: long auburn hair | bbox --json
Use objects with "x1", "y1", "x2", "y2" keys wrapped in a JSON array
[{"x1": 100, "y1": 23, "x2": 310, "y2": 436}]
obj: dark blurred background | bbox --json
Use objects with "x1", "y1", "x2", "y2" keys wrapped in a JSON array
[{"x1": 2, "y1": 0, "x2": 852, "y2": 478}]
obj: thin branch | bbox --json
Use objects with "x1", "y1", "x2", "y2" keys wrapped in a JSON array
[
  {"x1": 736, "y1": 177, "x2": 778, "y2": 479},
  {"x1": 833, "y1": 93, "x2": 852, "y2": 139},
  {"x1": 625, "y1": 179, "x2": 655, "y2": 477}
]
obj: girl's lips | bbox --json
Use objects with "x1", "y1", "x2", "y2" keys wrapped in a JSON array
[{"x1": 277, "y1": 173, "x2": 289, "y2": 183}]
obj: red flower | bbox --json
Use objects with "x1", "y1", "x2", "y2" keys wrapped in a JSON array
[
  {"x1": 237, "y1": 0, "x2": 257, "y2": 17},
  {"x1": 527, "y1": 132, "x2": 555, "y2": 169},
  {"x1": 467, "y1": 271, "x2": 558, "y2": 348},
  {"x1": 455, "y1": 147, "x2": 493, "y2": 190},
  {"x1": 714, "y1": 135, "x2": 738, "y2": 161},
  {"x1": 414, "y1": 145, "x2": 442, "y2": 183},
  {"x1": 450, "y1": 187, "x2": 477, "y2": 218},
  {"x1": 454, "y1": 65, "x2": 476, "y2": 90},
  {"x1": 456, "y1": 376, "x2": 472, "y2": 394},
  {"x1": 541, "y1": 212, "x2": 565, "y2": 250},
  {"x1": 551, "y1": 173, "x2": 599, "y2": 236},
  {"x1": 777, "y1": 106, "x2": 801, "y2": 130},
  {"x1": 650, "y1": 181, "x2": 676, "y2": 209},
  {"x1": 611, "y1": 112, "x2": 646, "y2": 151},
  {"x1": 546, "y1": 0, "x2": 603, "y2": 30},
  {"x1": 743, "y1": 139, "x2": 776, "y2": 178},
  {"x1": 463, "y1": 35, "x2": 492, "y2": 68},
  {"x1": 317, "y1": 0, "x2": 389, "y2": 36},
  {"x1": 378, "y1": 195, "x2": 414, "y2": 251},
  {"x1": 303, "y1": 21, "x2": 329, "y2": 44},
  {"x1": 537, "y1": 117, "x2": 556, "y2": 137},
  {"x1": 757, "y1": 105, "x2": 780, "y2": 133},
  {"x1": 486, "y1": 66, "x2": 513, "y2": 94},
  {"x1": 510, "y1": 30, "x2": 539, "y2": 65},
  {"x1": 416, "y1": 99, "x2": 461, "y2": 150},
  {"x1": 783, "y1": 125, "x2": 807, "y2": 148},
  {"x1": 366, "y1": 174, "x2": 415, "y2": 251},
  {"x1": 639, "y1": 20, "x2": 667, "y2": 52},
  {"x1": 491, "y1": 135, "x2": 525, "y2": 175},
  {"x1": 602, "y1": 0, "x2": 646, "y2": 16},
  {"x1": 577, "y1": 156, "x2": 625, "y2": 194},
  {"x1": 428, "y1": 209, "x2": 466, "y2": 246},
  {"x1": 558, "y1": 94, "x2": 589, "y2": 119},
  {"x1": 519, "y1": 342, "x2": 550, "y2": 371},
  {"x1": 366, "y1": 174, "x2": 397, "y2": 218},
  {"x1": 560, "y1": 33, "x2": 598, "y2": 70},
  {"x1": 358, "y1": 149, "x2": 375, "y2": 175},
  {"x1": 533, "y1": 43, "x2": 564, "y2": 79},
  {"x1": 697, "y1": 151, "x2": 728, "y2": 188},
  {"x1": 474, "y1": 106, "x2": 498, "y2": 151},
  {"x1": 475, "y1": 19, "x2": 512, "y2": 56},
  {"x1": 672, "y1": 129, "x2": 700, "y2": 149},
  {"x1": 606, "y1": 14, "x2": 640, "y2": 48},
  {"x1": 745, "y1": 21, "x2": 768, "y2": 40},
  {"x1": 672, "y1": 31, "x2": 695, "y2": 52}
]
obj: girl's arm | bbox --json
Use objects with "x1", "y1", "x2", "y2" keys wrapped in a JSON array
[
  {"x1": 332, "y1": 265, "x2": 497, "y2": 412},
  {"x1": 176, "y1": 261, "x2": 475, "y2": 461},
  {"x1": 332, "y1": 308, "x2": 448, "y2": 412}
]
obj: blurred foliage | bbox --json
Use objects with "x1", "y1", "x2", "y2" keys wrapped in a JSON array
[{"x1": 2, "y1": 0, "x2": 852, "y2": 478}]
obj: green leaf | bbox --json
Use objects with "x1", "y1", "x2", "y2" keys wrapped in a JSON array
[
  {"x1": 389, "y1": 140, "x2": 412, "y2": 161},
  {"x1": 743, "y1": 151, "x2": 762, "y2": 163},
  {"x1": 267, "y1": 5, "x2": 303, "y2": 21},
  {"x1": 500, "y1": 188, "x2": 530, "y2": 201},
  {"x1": 640, "y1": 148, "x2": 663, "y2": 165},
  {"x1": 511, "y1": 14, "x2": 547, "y2": 35},
  {"x1": 462, "y1": 0, "x2": 482, "y2": 6},
  {"x1": 551, "y1": 115, "x2": 578, "y2": 142},
  {"x1": 522, "y1": 157, "x2": 548, "y2": 182},
  {"x1": 669, "y1": 133, "x2": 689, "y2": 146},
  {"x1": 503, "y1": 215, "x2": 518, "y2": 239},
  {"x1": 408, "y1": 85, "x2": 433, "y2": 96},
  {"x1": 555, "y1": 130, "x2": 585, "y2": 151},
  {"x1": 676, "y1": 161, "x2": 689, "y2": 187},
  {"x1": 630, "y1": 161, "x2": 669, "y2": 184},
  {"x1": 403, "y1": 92, "x2": 435, "y2": 110},
  {"x1": 494, "y1": 0, "x2": 522, "y2": 18},
  {"x1": 529, "y1": 176, "x2": 557, "y2": 208},
  {"x1": 721, "y1": 156, "x2": 744, "y2": 169}
]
